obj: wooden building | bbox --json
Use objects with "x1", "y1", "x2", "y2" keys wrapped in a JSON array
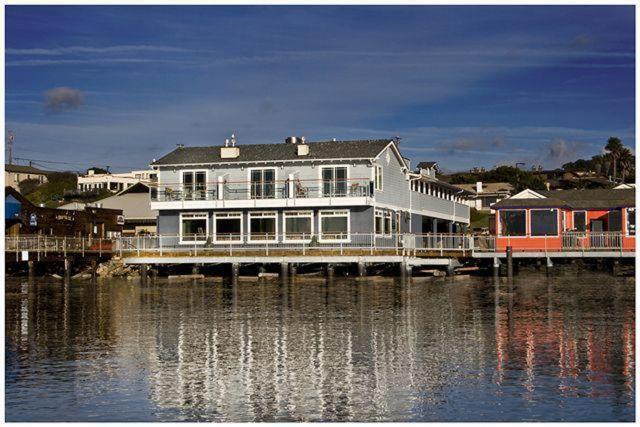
[{"x1": 5, "y1": 186, "x2": 123, "y2": 237}]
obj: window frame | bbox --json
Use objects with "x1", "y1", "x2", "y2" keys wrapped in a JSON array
[
  {"x1": 626, "y1": 207, "x2": 636, "y2": 236},
  {"x1": 180, "y1": 169, "x2": 208, "y2": 201},
  {"x1": 572, "y1": 210, "x2": 587, "y2": 233},
  {"x1": 247, "y1": 167, "x2": 277, "y2": 200},
  {"x1": 319, "y1": 165, "x2": 350, "y2": 198},
  {"x1": 529, "y1": 208, "x2": 559, "y2": 237},
  {"x1": 213, "y1": 211, "x2": 243, "y2": 244},
  {"x1": 248, "y1": 211, "x2": 278, "y2": 243},
  {"x1": 283, "y1": 211, "x2": 314, "y2": 242},
  {"x1": 375, "y1": 209, "x2": 384, "y2": 235},
  {"x1": 374, "y1": 165, "x2": 383, "y2": 192},
  {"x1": 179, "y1": 212, "x2": 209, "y2": 245},
  {"x1": 498, "y1": 209, "x2": 527, "y2": 237},
  {"x1": 318, "y1": 209, "x2": 350, "y2": 242}
]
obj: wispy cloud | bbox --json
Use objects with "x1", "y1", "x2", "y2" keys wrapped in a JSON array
[{"x1": 6, "y1": 44, "x2": 190, "y2": 55}]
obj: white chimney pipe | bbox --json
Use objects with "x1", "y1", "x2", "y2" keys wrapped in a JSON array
[{"x1": 476, "y1": 181, "x2": 483, "y2": 193}]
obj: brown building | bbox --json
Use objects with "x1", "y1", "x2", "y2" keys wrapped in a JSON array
[{"x1": 5, "y1": 187, "x2": 124, "y2": 237}]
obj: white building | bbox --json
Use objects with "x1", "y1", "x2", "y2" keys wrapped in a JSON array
[{"x1": 77, "y1": 168, "x2": 157, "y2": 193}]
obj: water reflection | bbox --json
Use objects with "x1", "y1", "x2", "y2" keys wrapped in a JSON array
[{"x1": 5, "y1": 274, "x2": 635, "y2": 422}]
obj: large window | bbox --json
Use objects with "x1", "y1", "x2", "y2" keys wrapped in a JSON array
[
  {"x1": 573, "y1": 211, "x2": 586, "y2": 232},
  {"x1": 249, "y1": 211, "x2": 277, "y2": 241},
  {"x1": 627, "y1": 208, "x2": 636, "y2": 236},
  {"x1": 530, "y1": 209, "x2": 558, "y2": 236},
  {"x1": 319, "y1": 210, "x2": 349, "y2": 241},
  {"x1": 374, "y1": 165, "x2": 383, "y2": 191},
  {"x1": 499, "y1": 210, "x2": 526, "y2": 236},
  {"x1": 214, "y1": 212, "x2": 242, "y2": 242},
  {"x1": 249, "y1": 168, "x2": 276, "y2": 199},
  {"x1": 183, "y1": 171, "x2": 207, "y2": 200},
  {"x1": 283, "y1": 211, "x2": 313, "y2": 241},
  {"x1": 180, "y1": 212, "x2": 208, "y2": 244},
  {"x1": 608, "y1": 210, "x2": 622, "y2": 232},
  {"x1": 321, "y1": 166, "x2": 348, "y2": 197},
  {"x1": 375, "y1": 210, "x2": 384, "y2": 235}
]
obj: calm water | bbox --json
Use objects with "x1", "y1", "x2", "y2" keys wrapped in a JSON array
[{"x1": 5, "y1": 274, "x2": 635, "y2": 422}]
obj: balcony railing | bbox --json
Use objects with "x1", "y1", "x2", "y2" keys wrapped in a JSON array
[{"x1": 150, "y1": 179, "x2": 373, "y2": 202}]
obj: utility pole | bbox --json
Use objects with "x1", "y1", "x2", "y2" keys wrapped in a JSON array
[{"x1": 6, "y1": 131, "x2": 14, "y2": 165}]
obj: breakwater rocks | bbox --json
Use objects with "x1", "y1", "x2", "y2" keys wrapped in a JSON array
[{"x1": 96, "y1": 257, "x2": 140, "y2": 279}]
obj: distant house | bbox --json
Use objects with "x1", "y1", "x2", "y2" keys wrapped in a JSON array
[
  {"x1": 5, "y1": 164, "x2": 50, "y2": 191},
  {"x1": 456, "y1": 181, "x2": 514, "y2": 211},
  {"x1": 77, "y1": 168, "x2": 157, "y2": 193},
  {"x1": 5, "y1": 186, "x2": 123, "y2": 237},
  {"x1": 59, "y1": 182, "x2": 157, "y2": 235},
  {"x1": 490, "y1": 188, "x2": 635, "y2": 252}
]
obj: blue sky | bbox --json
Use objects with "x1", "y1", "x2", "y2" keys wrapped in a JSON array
[{"x1": 5, "y1": 6, "x2": 635, "y2": 173}]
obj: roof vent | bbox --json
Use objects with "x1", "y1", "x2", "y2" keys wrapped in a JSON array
[
  {"x1": 221, "y1": 134, "x2": 239, "y2": 158},
  {"x1": 297, "y1": 144, "x2": 309, "y2": 156},
  {"x1": 285, "y1": 136, "x2": 299, "y2": 144}
]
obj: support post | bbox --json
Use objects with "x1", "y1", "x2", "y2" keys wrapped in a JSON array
[
  {"x1": 326, "y1": 264, "x2": 335, "y2": 279},
  {"x1": 280, "y1": 262, "x2": 288, "y2": 279},
  {"x1": 506, "y1": 246, "x2": 513, "y2": 279},
  {"x1": 64, "y1": 257, "x2": 72, "y2": 279},
  {"x1": 192, "y1": 265, "x2": 200, "y2": 275},
  {"x1": 91, "y1": 259, "x2": 97, "y2": 281},
  {"x1": 140, "y1": 264, "x2": 149, "y2": 284},
  {"x1": 493, "y1": 257, "x2": 500, "y2": 277},
  {"x1": 357, "y1": 261, "x2": 366, "y2": 277},
  {"x1": 28, "y1": 260, "x2": 35, "y2": 279},
  {"x1": 402, "y1": 261, "x2": 412, "y2": 277},
  {"x1": 231, "y1": 263, "x2": 239, "y2": 281},
  {"x1": 289, "y1": 264, "x2": 297, "y2": 277}
]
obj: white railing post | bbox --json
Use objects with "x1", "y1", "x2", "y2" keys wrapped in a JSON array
[
  {"x1": 217, "y1": 176, "x2": 224, "y2": 200},
  {"x1": 159, "y1": 236, "x2": 163, "y2": 256}
]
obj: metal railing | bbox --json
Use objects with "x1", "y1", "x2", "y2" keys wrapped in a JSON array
[
  {"x1": 150, "y1": 179, "x2": 373, "y2": 202},
  {"x1": 5, "y1": 235, "x2": 115, "y2": 258},
  {"x1": 562, "y1": 231, "x2": 624, "y2": 250},
  {"x1": 473, "y1": 232, "x2": 631, "y2": 253}
]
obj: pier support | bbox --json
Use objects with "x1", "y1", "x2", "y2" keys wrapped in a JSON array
[
  {"x1": 326, "y1": 264, "x2": 335, "y2": 279},
  {"x1": 289, "y1": 264, "x2": 297, "y2": 277},
  {"x1": 231, "y1": 263, "x2": 239, "y2": 281},
  {"x1": 493, "y1": 257, "x2": 500, "y2": 277},
  {"x1": 28, "y1": 260, "x2": 35, "y2": 279},
  {"x1": 90, "y1": 259, "x2": 97, "y2": 281},
  {"x1": 64, "y1": 257, "x2": 72, "y2": 280},
  {"x1": 357, "y1": 262, "x2": 367, "y2": 277},
  {"x1": 150, "y1": 268, "x2": 158, "y2": 281},
  {"x1": 280, "y1": 262, "x2": 288, "y2": 280},
  {"x1": 192, "y1": 265, "x2": 200, "y2": 275},
  {"x1": 140, "y1": 264, "x2": 149, "y2": 284},
  {"x1": 506, "y1": 246, "x2": 513, "y2": 279},
  {"x1": 401, "y1": 262, "x2": 412, "y2": 277}
]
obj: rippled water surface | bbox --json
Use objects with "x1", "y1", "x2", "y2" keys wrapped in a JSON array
[{"x1": 5, "y1": 274, "x2": 635, "y2": 422}]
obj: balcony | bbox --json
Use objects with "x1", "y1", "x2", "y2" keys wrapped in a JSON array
[{"x1": 150, "y1": 178, "x2": 373, "y2": 206}]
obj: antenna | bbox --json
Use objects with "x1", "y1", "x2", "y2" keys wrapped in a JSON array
[
  {"x1": 6, "y1": 130, "x2": 14, "y2": 165},
  {"x1": 231, "y1": 133, "x2": 236, "y2": 147}
]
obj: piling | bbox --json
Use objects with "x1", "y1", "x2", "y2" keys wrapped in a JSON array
[
  {"x1": 289, "y1": 264, "x2": 297, "y2": 277},
  {"x1": 506, "y1": 246, "x2": 513, "y2": 279},
  {"x1": 64, "y1": 257, "x2": 72, "y2": 280},
  {"x1": 90, "y1": 259, "x2": 97, "y2": 281},
  {"x1": 493, "y1": 257, "x2": 500, "y2": 278},
  {"x1": 231, "y1": 263, "x2": 240, "y2": 281},
  {"x1": 280, "y1": 262, "x2": 288, "y2": 280},
  {"x1": 401, "y1": 262, "x2": 412, "y2": 277},
  {"x1": 192, "y1": 265, "x2": 200, "y2": 275},
  {"x1": 150, "y1": 268, "x2": 158, "y2": 281},
  {"x1": 28, "y1": 260, "x2": 35, "y2": 278},
  {"x1": 357, "y1": 262, "x2": 367, "y2": 277},
  {"x1": 326, "y1": 264, "x2": 335, "y2": 279},
  {"x1": 140, "y1": 264, "x2": 149, "y2": 284}
]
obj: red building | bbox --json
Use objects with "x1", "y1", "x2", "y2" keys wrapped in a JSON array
[{"x1": 491, "y1": 188, "x2": 635, "y2": 252}]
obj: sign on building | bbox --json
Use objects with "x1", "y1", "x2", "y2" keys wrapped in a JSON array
[{"x1": 29, "y1": 213, "x2": 37, "y2": 226}]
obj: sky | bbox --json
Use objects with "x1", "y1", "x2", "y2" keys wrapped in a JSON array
[{"x1": 5, "y1": 5, "x2": 636, "y2": 173}]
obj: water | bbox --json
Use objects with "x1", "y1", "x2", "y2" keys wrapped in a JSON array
[{"x1": 5, "y1": 274, "x2": 635, "y2": 422}]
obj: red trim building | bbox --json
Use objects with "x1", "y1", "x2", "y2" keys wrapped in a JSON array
[{"x1": 491, "y1": 188, "x2": 635, "y2": 252}]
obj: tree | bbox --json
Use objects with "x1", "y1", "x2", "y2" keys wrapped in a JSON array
[
  {"x1": 605, "y1": 137, "x2": 623, "y2": 180},
  {"x1": 618, "y1": 147, "x2": 634, "y2": 183}
]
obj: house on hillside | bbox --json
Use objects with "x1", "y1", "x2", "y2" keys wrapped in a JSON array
[
  {"x1": 490, "y1": 188, "x2": 635, "y2": 252},
  {"x1": 456, "y1": 181, "x2": 514, "y2": 211},
  {"x1": 5, "y1": 164, "x2": 50, "y2": 191},
  {"x1": 59, "y1": 182, "x2": 157, "y2": 235},
  {"x1": 77, "y1": 168, "x2": 157, "y2": 193},
  {"x1": 148, "y1": 136, "x2": 472, "y2": 245}
]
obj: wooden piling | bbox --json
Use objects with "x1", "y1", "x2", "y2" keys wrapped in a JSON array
[
  {"x1": 506, "y1": 246, "x2": 513, "y2": 279},
  {"x1": 280, "y1": 262, "x2": 288, "y2": 280},
  {"x1": 357, "y1": 262, "x2": 366, "y2": 277},
  {"x1": 28, "y1": 260, "x2": 35, "y2": 278}
]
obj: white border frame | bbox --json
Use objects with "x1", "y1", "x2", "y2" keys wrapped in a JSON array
[
  {"x1": 374, "y1": 164, "x2": 383, "y2": 192},
  {"x1": 179, "y1": 212, "x2": 209, "y2": 245},
  {"x1": 213, "y1": 211, "x2": 243, "y2": 244},
  {"x1": 180, "y1": 169, "x2": 209, "y2": 201},
  {"x1": 248, "y1": 211, "x2": 278, "y2": 243},
  {"x1": 318, "y1": 164, "x2": 350, "y2": 198},
  {"x1": 282, "y1": 210, "x2": 314, "y2": 243},
  {"x1": 318, "y1": 209, "x2": 351, "y2": 243},
  {"x1": 529, "y1": 208, "x2": 559, "y2": 238},
  {"x1": 497, "y1": 209, "x2": 527, "y2": 238}
]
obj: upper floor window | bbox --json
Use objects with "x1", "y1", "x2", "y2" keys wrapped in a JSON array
[
  {"x1": 321, "y1": 166, "x2": 347, "y2": 197},
  {"x1": 250, "y1": 168, "x2": 276, "y2": 199},
  {"x1": 183, "y1": 171, "x2": 206, "y2": 200},
  {"x1": 374, "y1": 165, "x2": 383, "y2": 191}
]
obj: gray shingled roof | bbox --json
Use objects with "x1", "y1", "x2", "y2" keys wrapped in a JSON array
[
  {"x1": 416, "y1": 161, "x2": 437, "y2": 169},
  {"x1": 5, "y1": 164, "x2": 50, "y2": 175},
  {"x1": 493, "y1": 189, "x2": 635, "y2": 209},
  {"x1": 152, "y1": 139, "x2": 394, "y2": 165}
]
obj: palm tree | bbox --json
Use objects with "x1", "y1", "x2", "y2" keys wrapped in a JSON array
[
  {"x1": 605, "y1": 137, "x2": 623, "y2": 181},
  {"x1": 618, "y1": 147, "x2": 634, "y2": 183}
]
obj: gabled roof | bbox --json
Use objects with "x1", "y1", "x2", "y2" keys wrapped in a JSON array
[
  {"x1": 5, "y1": 164, "x2": 50, "y2": 175},
  {"x1": 492, "y1": 188, "x2": 635, "y2": 210},
  {"x1": 417, "y1": 161, "x2": 437, "y2": 169},
  {"x1": 456, "y1": 182, "x2": 514, "y2": 195},
  {"x1": 152, "y1": 139, "x2": 395, "y2": 166}
]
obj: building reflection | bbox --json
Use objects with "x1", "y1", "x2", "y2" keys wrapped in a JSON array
[{"x1": 4, "y1": 274, "x2": 635, "y2": 421}]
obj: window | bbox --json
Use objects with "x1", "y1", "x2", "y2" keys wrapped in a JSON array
[
  {"x1": 214, "y1": 212, "x2": 242, "y2": 242},
  {"x1": 608, "y1": 210, "x2": 622, "y2": 232},
  {"x1": 319, "y1": 210, "x2": 349, "y2": 241},
  {"x1": 183, "y1": 171, "x2": 207, "y2": 200},
  {"x1": 249, "y1": 168, "x2": 276, "y2": 199},
  {"x1": 530, "y1": 209, "x2": 558, "y2": 236},
  {"x1": 374, "y1": 165, "x2": 383, "y2": 191},
  {"x1": 249, "y1": 211, "x2": 277, "y2": 241},
  {"x1": 375, "y1": 210, "x2": 384, "y2": 235},
  {"x1": 283, "y1": 211, "x2": 313, "y2": 241},
  {"x1": 573, "y1": 211, "x2": 586, "y2": 232},
  {"x1": 499, "y1": 210, "x2": 526, "y2": 236},
  {"x1": 321, "y1": 166, "x2": 348, "y2": 197},
  {"x1": 180, "y1": 213, "x2": 208, "y2": 244},
  {"x1": 627, "y1": 208, "x2": 635, "y2": 236},
  {"x1": 384, "y1": 211, "x2": 392, "y2": 236}
]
